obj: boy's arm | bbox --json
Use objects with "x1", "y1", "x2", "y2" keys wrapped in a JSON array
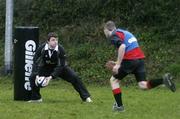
[
  {"x1": 113, "y1": 44, "x2": 126, "y2": 74},
  {"x1": 116, "y1": 44, "x2": 125, "y2": 65}
]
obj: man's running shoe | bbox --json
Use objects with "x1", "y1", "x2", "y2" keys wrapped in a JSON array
[
  {"x1": 163, "y1": 73, "x2": 176, "y2": 92},
  {"x1": 112, "y1": 103, "x2": 125, "y2": 112}
]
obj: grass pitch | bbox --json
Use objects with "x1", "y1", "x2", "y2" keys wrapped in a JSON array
[{"x1": 0, "y1": 76, "x2": 179, "y2": 119}]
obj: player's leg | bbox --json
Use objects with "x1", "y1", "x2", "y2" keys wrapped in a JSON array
[
  {"x1": 112, "y1": 68, "x2": 128, "y2": 111},
  {"x1": 28, "y1": 67, "x2": 52, "y2": 102},
  {"x1": 134, "y1": 59, "x2": 163, "y2": 89},
  {"x1": 137, "y1": 73, "x2": 176, "y2": 92},
  {"x1": 109, "y1": 76, "x2": 124, "y2": 111},
  {"x1": 28, "y1": 72, "x2": 42, "y2": 102},
  {"x1": 135, "y1": 59, "x2": 176, "y2": 92},
  {"x1": 59, "y1": 66, "x2": 92, "y2": 102}
]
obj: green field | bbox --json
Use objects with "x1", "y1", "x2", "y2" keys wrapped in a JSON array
[{"x1": 0, "y1": 76, "x2": 179, "y2": 119}]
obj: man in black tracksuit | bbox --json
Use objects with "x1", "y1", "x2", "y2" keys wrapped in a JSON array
[{"x1": 29, "y1": 32, "x2": 92, "y2": 102}]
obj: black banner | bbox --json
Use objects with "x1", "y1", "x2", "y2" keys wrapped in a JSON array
[{"x1": 14, "y1": 27, "x2": 39, "y2": 101}]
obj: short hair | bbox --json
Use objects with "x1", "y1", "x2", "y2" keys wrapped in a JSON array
[
  {"x1": 104, "y1": 21, "x2": 116, "y2": 31},
  {"x1": 47, "y1": 32, "x2": 58, "y2": 41}
]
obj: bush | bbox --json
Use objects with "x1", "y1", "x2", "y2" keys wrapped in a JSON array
[{"x1": 0, "y1": 0, "x2": 179, "y2": 81}]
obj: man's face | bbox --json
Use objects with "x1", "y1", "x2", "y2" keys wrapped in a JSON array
[
  {"x1": 48, "y1": 37, "x2": 58, "y2": 49},
  {"x1": 104, "y1": 28, "x2": 111, "y2": 38}
]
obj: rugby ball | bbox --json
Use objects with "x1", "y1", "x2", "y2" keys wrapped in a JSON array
[{"x1": 35, "y1": 76, "x2": 47, "y2": 88}]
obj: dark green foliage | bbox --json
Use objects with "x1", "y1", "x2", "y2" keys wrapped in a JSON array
[{"x1": 0, "y1": 0, "x2": 179, "y2": 82}]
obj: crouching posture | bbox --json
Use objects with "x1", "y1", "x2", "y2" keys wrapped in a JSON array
[
  {"x1": 28, "y1": 32, "x2": 92, "y2": 103},
  {"x1": 104, "y1": 21, "x2": 176, "y2": 112}
]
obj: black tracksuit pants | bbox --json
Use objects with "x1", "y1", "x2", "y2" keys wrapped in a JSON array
[{"x1": 29, "y1": 66, "x2": 90, "y2": 101}]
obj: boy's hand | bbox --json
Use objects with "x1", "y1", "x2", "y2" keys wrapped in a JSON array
[{"x1": 43, "y1": 76, "x2": 52, "y2": 87}]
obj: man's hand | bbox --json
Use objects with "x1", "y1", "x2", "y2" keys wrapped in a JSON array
[
  {"x1": 43, "y1": 76, "x2": 52, "y2": 87},
  {"x1": 112, "y1": 64, "x2": 120, "y2": 74}
]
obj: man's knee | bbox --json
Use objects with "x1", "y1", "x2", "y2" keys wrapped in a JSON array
[
  {"x1": 138, "y1": 81, "x2": 148, "y2": 89},
  {"x1": 110, "y1": 76, "x2": 120, "y2": 89}
]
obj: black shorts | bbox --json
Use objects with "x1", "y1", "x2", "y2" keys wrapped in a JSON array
[{"x1": 113, "y1": 59, "x2": 146, "y2": 82}]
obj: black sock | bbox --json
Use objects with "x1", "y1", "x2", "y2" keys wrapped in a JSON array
[
  {"x1": 148, "y1": 78, "x2": 163, "y2": 88},
  {"x1": 114, "y1": 93, "x2": 123, "y2": 107},
  {"x1": 112, "y1": 88, "x2": 123, "y2": 107}
]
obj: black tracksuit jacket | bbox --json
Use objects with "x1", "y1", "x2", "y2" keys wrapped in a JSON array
[{"x1": 32, "y1": 43, "x2": 66, "y2": 78}]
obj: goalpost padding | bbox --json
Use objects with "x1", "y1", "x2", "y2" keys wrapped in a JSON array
[{"x1": 13, "y1": 26, "x2": 39, "y2": 101}]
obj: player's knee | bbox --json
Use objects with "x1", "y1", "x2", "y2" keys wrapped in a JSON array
[
  {"x1": 110, "y1": 76, "x2": 116, "y2": 83},
  {"x1": 110, "y1": 76, "x2": 120, "y2": 89},
  {"x1": 138, "y1": 81, "x2": 148, "y2": 90}
]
